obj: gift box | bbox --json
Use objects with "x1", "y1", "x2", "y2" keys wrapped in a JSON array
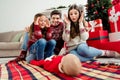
[
  {"x1": 112, "y1": 0, "x2": 120, "y2": 5},
  {"x1": 108, "y1": 3, "x2": 120, "y2": 32},
  {"x1": 109, "y1": 32, "x2": 120, "y2": 42},
  {"x1": 88, "y1": 19, "x2": 103, "y2": 32},
  {"x1": 88, "y1": 41, "x2": 120, "y2": 53},
  {"x1": 87, "y1": 30, "x2": 109, "y2": 45}
]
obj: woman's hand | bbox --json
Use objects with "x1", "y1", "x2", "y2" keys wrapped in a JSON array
[
  {"x1": 85, "y1": 26, "x2": 92, "y2": 32},
  {"x1": 64, "y1": 14, "x2": 70, "y2": 25},
  {"x1": 79, "y1": 12, "x2": 84, "y2": 23}
]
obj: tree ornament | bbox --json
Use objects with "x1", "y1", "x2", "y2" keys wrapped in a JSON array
[
  {"x1": 94, "y1": 11, "x2": 98, "y2": 14},
  {"x1": 91, "y1": 4, "x2": 94, "y2": 8},
  {"x1": 97, "y1": 0, "x2": 99, "y2": 4},
  {"x1": 102, "y1": 6, "x2": 104, "y2": 9}
]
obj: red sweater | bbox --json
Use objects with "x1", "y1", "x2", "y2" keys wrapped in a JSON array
[
  {"x1": 50, "y1": 22, "x2": 64, "y2": 54},
  {"x1": 30, "y1": 56, "x2": 63, "y2": 73}
]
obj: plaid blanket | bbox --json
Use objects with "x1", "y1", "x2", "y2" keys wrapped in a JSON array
[{"x1": 0, "y1": 61, "x2": 120, "y2": 80}]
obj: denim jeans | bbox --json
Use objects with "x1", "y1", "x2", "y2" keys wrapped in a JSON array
[
  {"x1": 70, "y1": 43, "x2": 102, "y2": 62},
  {"x1": 21, "y1": 32, "x2": 29, "y2": 51},
  {"x1": 26, "y1": 38, "x2": 56, "y2": 63}
]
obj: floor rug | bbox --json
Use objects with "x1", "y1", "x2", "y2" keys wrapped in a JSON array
[{"x1": 0, "y1": 61, "x2": 120, "y2": 80}]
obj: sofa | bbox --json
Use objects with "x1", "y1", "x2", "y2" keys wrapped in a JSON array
[{"x1": 0, "y1": 30, "x2": 25, "y2": 57}]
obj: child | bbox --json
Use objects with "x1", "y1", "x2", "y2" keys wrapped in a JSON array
[
  {"x1": 10, "y1": 10, "x2": 64, "y2": 62},
  {"x1": 50, "y1": 10, "x2": 64, "y2": 55},
  {"x1": 25, "y1": 13, "x2": 56, "y2": 63},
  {"x1": 30, "y1": 54, "x2": 82, "y2": 76},
  {"x1": 9, "y1": 13, "x2": 42, "y2": 62},
  {"x1": 62, "y1": 4, "x2": 120, "y2": 62}
]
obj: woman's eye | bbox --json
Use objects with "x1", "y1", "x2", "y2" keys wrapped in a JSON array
[{"x1": 70, "y1": 14, "x2": 73, "y2": 15}]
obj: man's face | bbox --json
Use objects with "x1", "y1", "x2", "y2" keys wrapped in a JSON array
[{"x1": 51, "y1": 14, "x2": 61, "y2": 26}]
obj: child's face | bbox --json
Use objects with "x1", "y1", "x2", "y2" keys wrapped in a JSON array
[
  {"x1": 38, "y1": 15, "x2": 47, "y2": 28},
  {"x1": 69, "y1": 9, "x2": 79, "y2": 22},
  {"x1": 51, "y1": 14, "x2": 61, "y2": 26}
]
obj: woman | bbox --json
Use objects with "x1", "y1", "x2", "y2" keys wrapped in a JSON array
[{"x1": 62, "y1": 4, "x2": 120, "y2": 62}]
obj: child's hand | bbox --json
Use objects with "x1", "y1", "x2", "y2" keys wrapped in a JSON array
[
  {"x1": 64, "y1": 14, "x2": 70, "y2": 25},
  {"x1": 34, "y1": 17, "x2": 40, "y2": 25},
  {"x1": 24, "y1": 26, "x2": 30, "y2": 32},
  {"x1": 45, "y1": 18, "x2": 50, "y2": 28}
]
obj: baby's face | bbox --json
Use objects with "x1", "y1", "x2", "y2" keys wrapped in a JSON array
[{"x1": 59, "y1": 54, "x2": 82, "y2": 76}]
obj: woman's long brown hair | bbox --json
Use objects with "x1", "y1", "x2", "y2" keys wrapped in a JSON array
[{"x1": 68, "y1": 4, "x2": 81, "y2": 39}]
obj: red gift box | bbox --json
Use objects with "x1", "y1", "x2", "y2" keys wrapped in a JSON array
[
  {"x1": 108, "y1": 3, "x2": 120, "y2": 32},
  {"x1": 87, "y1": 30, "x2": 109, "y2": 45},
  {"x1": 88, "y1": 41, "x2": 120, "y2": 53},
  {"x1": 88, "y1": 19, "x2": 103, "y2": 32}
]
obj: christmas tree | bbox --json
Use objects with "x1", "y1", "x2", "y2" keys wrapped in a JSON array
[{"x1": 86, "y1": 0, "x2": 112, "y2": 32}]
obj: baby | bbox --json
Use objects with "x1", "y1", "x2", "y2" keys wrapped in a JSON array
[{"x1": 30, "y1": 54, "x2": 82, "y2": 76}]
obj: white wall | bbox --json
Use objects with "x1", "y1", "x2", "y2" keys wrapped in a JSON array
[{"x1": 0, "y1": 0, "x2": 87, "y2": 32}]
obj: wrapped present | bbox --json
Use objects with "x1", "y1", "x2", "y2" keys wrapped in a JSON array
[
  {"x1": 112, "y1": 0, "x2": 120, "y2": 6},
  {"x1": 87, "y1": 30, "x2": 109, "y2": 45},
  {"x1": 88, "y1": 19, "x2": 103, "y2": 32},
  {"x1": 109, "y1": 32, "x2": 120, "y2": 42},
  {"x1": 88, "y1": 41, "x2": 120, "y2": 53},
  {"x1": 108, "y1": 3, "x2": 120, "y2": 32}
]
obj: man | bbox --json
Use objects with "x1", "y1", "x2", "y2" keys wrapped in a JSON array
[{"x1": 50, "y1": 10, "x2": 64, "y2": 55}]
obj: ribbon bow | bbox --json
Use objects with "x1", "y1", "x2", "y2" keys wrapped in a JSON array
[
  {"x1": 109, "y1": 6, "x2": 120, "y2": 32},
  {"x1": 89, "y1": 20, "x2": 102, "y2": 32},
  {"x1": 89, "y1": 21, "x2": 97, "y2": 32}
]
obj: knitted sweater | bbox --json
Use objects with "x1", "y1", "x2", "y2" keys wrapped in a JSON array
[
  {"x1": 62, "y1": 22, "x2": 89, "y2": 52},
  {"x1": 28, "y1": 25, "x2": 52, "y2": 49},
  {"x1": 50, "y1": 22, "x2": 64, "y2": 54}
]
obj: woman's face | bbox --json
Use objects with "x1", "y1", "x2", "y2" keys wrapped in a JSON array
[
  {"x1": 38, "y1": 15, "x2": 47, "y2": 28},
  {"x1": 69, "y1": 9, "x2": 79, "y2": 22}
]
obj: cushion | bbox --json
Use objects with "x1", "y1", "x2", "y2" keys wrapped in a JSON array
[
  {"x1": 0, "y1": 31, "x2": 14, "y2": 42},
  {"x1": 0, "y1": 42, "x2": 21, "y2": 49},
  {"x1": 11, "y1": 32, "x2": 23, "y2": 42}
]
